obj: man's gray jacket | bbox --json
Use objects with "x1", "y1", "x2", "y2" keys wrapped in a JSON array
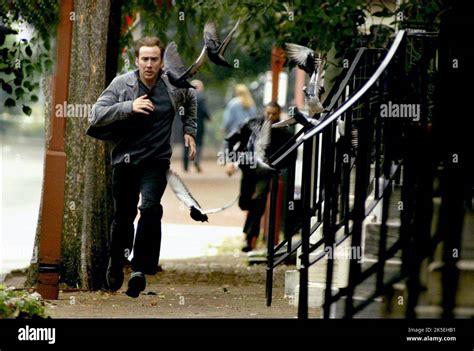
[{"x1": 87, "y1": 70, "x2": 197, "y2": 141}]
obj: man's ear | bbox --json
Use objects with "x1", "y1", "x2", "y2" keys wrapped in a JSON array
[{"x1": 135, "y1": 57, "x2": 139, "y2": 67}]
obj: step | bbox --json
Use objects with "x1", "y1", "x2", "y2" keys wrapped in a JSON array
[
  {"x1": 426, "y1": 260, "x2": 474, "y2": 307},
  {"x1": 356, "y1": 257, "x2": 402, "y2": 297},
  {"x1": 461, "y1": 208, "x2": 474, "y2": 260},
  {"x1": 334, "y1": 296, "x2": 383, "y2": 319},
  {"x1": 307, "y1": 237, "x2": 355, "y2": 288},
  {"x1": 296, "y1": 217, "x2": 323, "y2": 270},
  {"x1": 380, "y1": 276, "x2": 431, "y2": 319},
  {"x1": 415, "y1": 305, "x2": 474, "y2": 319},
  {"x1": 284, "y1": 269, "x2": 299, "y2": 298},
  {"x1": 380, "y1": 282, "x2": 407, "y2": 318},
  {"x1": 363, "y1": 220, "x2": 401, "y2": 259},
  {"x1": 294, "y1": 282, "x2": 338, "y2": 317}
]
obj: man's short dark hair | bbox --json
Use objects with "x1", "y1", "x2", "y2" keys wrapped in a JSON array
[
  {"x1": 267, "y1": 101, "x2": 281, "y2": 111},
  {"x1": 135, "y1": 37, "x2": 165, "y2": 59}
]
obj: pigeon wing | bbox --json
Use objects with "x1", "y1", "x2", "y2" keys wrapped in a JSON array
[
  {"x1": 272, "y1": 116, "x2": 297, "y2": 128},
  {"x1": 166, "y1": 169, "x2": 202, "y2": 210},
  {"x1": 164, "y1": 41, "x2": 187, "y2": 77},
  {"x1": 201, "y1": 196, "x2": 238, "y2": 215},
  {"x1": 204, "y1": 21, "x2": 221, "y2": 51},
  {"x1": 284, "y1": 43, "x2": 315, "y2": 74},
  {"x1": 219, "y1": 17, "x2": 241, "y2": 55},
  {"x1": 255, "y1": 119, "x2": 272, "y2": 160},
  {"x1": 180, "y1": 46, "x2": 207, "y2": 80},
  {"x1": 316, "y1": 58, "x2": 325, "y2": 96}
]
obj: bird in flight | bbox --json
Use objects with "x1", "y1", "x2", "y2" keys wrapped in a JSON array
[
  {"x1": 204, "y1": 18, "x2": 241, "y2": 68},
  {"x1": 272, "y1": 106, "x2": 320, "y2": 129},
  {"x1": 166, "y1": 169, "x2": 238, "y2": 222},
  {"x1": 285, "y1": 43, "x2": 326, "y2": 116},
  {"x1": 163, "y1": 41, "x2": 207, "y2": 89}
]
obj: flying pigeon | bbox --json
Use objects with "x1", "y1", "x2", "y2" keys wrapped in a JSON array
[
  {"x1": 245, "y1": 119, "x2": 278, "y2": 173},
  {"x1": 204, "y1": 18, "x2": 241, "y2": 68},
  {"x1": 285, "y1": 43, "x2": 327, "y2": 116},
  {"x1": 163, "y1": 41, "x2": 207, "y2": 89},
  {"x1": 0, "y1": 24, "x2": 17, "y2": 46},
  {"x1": 272, "y1": 106, "x2": 320, "y2": 129},
  {"x1": 304, "y1": 67, "x2": 326, "y2": 116},
  {"x1": 166, "y1": 169, "x2": 237, "y2": 222}
]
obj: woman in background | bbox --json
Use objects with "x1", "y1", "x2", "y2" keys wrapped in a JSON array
[{"x1": 222, "y1": 84, "x2": 257, "y2": 135}]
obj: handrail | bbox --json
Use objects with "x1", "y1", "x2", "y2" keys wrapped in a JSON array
[
  {"x1": 269, "y1": 48, "x2": 366, "y2": 168},
  {"x1": 320, "y1": 47, "x2": 366, "y2": 117},
  {"x1": 270, "y1": 31, "x2": 405, "y2": 167},
  {"x1": 303, "y1": 30, "x2": 405, "y2": 141},
  {"x1": 265, "y1": 29, "x2": 448, "y2": 319}
]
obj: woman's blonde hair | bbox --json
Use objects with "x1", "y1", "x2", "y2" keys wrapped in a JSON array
[{"x1": 234, "y1": 84, "x2": 255, "y2": 109}]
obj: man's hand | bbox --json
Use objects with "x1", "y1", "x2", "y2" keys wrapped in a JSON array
[
  {"x1": 226, "y1": 163, "x2": 237, "y2": 177},
  {"x1": 184, "y1": 134, "x2": 196, "y2": 161},
  {"x1": 132, "y1": 94, "x2": 154, "y2": 114}
]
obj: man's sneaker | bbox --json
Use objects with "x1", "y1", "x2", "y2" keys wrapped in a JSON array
[
  {"x1": 126, "y1": 271, "x2": 146, "y2": 298},
  {"x1": 106, "y1": 259, "x2": 124, "y2": 291}
]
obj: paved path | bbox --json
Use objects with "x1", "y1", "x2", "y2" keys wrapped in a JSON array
[{"x1": 42, "y1": 255, "x2": 302, "y2": 318}]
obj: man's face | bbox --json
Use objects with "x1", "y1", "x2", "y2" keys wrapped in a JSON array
[
  {"x1": 265, "y1": 106, "x2": 280, "y2": 123},
  {"x1": 136, "y1": 46, "x2": 163, "y2": 83}
]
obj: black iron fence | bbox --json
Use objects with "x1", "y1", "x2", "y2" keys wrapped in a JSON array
[{"x1": 264, "y1": 29, "x2": 466, "y2": 319}]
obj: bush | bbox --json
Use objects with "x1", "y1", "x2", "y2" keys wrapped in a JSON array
[{"x1": 0, "y1": 285, "x2": 48, "y2": 319}]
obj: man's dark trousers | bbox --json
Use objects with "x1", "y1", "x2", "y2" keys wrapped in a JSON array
[
  {"x1": 239, "y1": 169, "x2": 271, "y2": 244},
  {"x1": 109, "y1": 159, "x2": 169, "y2": 275}
]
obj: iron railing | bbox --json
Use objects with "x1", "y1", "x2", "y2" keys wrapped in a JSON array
[{"x1": 264, "y1": 30, "x2": 461, "y2": 319}]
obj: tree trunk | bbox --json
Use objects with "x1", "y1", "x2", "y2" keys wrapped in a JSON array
[{"x1": 28, "y1": 0, "x2": 120, "y2": 290}]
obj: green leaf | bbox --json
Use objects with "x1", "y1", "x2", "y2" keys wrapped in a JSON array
[
  {"x1": 5, "y1": 98, "x2": 16, "y2": 107},
  {"x1": 25, "y1": 45, "x2": 32, "y2": 57},
  {"x1": 23, "y1": 81, "x2": 32, "y2": 91},
  {"x1": 22, "y1": 105, "x2": 32, "y2": 116},
  {"x1": 25, "y1": 64, "x2": 33, "y2": 76},
  {"x1": 2, "y1": 82, "x2": 12, "y2": 94},
  {"x1": 15, "y1": 87, "x2": 24, "y2": 97},
  {"x1": 14, "y1": 68, "x2": 23, "y2": 78}
]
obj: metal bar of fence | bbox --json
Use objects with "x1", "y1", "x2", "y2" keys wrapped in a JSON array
[
  {"x1": 341, "y1": 106, "x2": 353, "y2": 235},
  {"x1": 312, "y1": 133, "x2": 321, "y2": 216},
  {"x1": 344, "y1": 90, "x2": 374, "y2": 318},
  {"x1": 266, "y1": 171, "x2": 281, "y2": 307},
  {"x1": 297, "y1": 139, "x2": 314, "y2": 319},
  {"x1": 323, "y1": 125, "x2": 339, "y2": 319},
  {"x1": 284, "y1": 161, "x2": 296, "y2": 256}
]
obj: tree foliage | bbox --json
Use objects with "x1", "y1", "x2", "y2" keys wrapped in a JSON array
[
  {"x1": 119, "y1": 1, "x2": 370, "y2": 74},
  {"x1": 0, "y1": 0, "x2": 450, "y2": 115},
  {"x1": 0, "y1": 0, "x2": 58, "y2": 114}
]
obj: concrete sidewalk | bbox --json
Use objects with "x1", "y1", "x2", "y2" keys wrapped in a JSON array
[{"x1": 41, "y1": 255, "x2": 299, "y2": 318}]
